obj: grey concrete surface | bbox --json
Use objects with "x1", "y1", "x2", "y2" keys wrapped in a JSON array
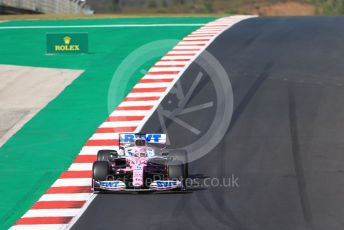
[
  {"x1": 0, "y1": 64, "x2": 83, "y2": 147},
  {"x1": 72, "y1": 17, "x2": 344, "y2": 230}
]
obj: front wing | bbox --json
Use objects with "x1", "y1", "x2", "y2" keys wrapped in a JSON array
[{"x1": 93, "y1": 180, "x2": 182, "y2": 192}]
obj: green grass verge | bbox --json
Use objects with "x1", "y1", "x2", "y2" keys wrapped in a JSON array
[{"x1": 0, "y1": 17, "x2": 216, "y2": 229}]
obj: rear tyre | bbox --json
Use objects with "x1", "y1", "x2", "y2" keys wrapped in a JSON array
[
  {"x1": 168, "y1": 150, "x2": 189, "y2": 178},
  {"x1": 168, "y1": 160, "x2": 184, "y2": 179},
  {"x1": 97, "y1": 150, "x2": 118, "y2": 161},
  {"x1": 92, "y1": 161, "x2": 111, "y2": 191},
  {"x1": 168, "y1": 160, "x2": 186, "y2": 190}
]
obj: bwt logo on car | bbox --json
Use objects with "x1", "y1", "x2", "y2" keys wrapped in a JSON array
[
  {"x1": 157, "y1": 181, "x2": 177, "y2": 188},
  {"x1": 100, "y1": 181, "x2": 120, "y2": 188},
  {"x1": 123, "y1": 134, "x2": 162, "y2": 143}
]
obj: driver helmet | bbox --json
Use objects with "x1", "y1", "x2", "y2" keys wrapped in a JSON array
[{"x1": 135, "y1": 138, "x2": 146, "y2": 146}]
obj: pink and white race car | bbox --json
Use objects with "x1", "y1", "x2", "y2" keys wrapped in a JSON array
[{"x1": 92, "y1": 133, "x2": 188, "y2": 192}]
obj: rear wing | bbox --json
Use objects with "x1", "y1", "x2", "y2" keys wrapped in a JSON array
[{"x1": 119, "y1": 133, "x2": 166, "y2": 146}]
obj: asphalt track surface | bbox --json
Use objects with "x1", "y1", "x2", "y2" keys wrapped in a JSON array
[{"x1": 72, "y1": 17, "x2": 344, "y2": 230}]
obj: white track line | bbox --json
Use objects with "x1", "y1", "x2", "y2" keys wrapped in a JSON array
[
  {"x1": 10, "y1": 225, "x2": 68, "y2": 230},
  {"x1": 0, "y1": 24, "x2": 205, "y2": 30}
]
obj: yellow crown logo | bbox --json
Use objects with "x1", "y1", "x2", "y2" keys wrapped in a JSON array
[{"x1": 63, "y1": 36, "x2": 71, "y2": 45}]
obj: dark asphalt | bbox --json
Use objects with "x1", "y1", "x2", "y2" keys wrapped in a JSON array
[{"x1": 72, "y1": 17, "x2": 344, "y2": 230}]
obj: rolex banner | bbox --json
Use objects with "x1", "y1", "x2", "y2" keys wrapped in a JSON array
[{"x1": 46, "y1": 33, "x2": 88, "y2": 54}]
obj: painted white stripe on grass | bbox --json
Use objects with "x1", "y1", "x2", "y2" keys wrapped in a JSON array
[
  {"x1": 52, "y1": 178, "x2": 91, "y2": 187},
  {"x1": 10, "y1": 224, "x2": 68, "y2": 230},
  {"x1": 39, "y1": 193, "x2": 92, "y2": 201},
  {"x1": 23, "y1": 209, "x2": 79, "y2": 218},
  {"x1": 69, "y1": 163, "x2": 93, "y2": 171},
  {"x1": 0, "y1": 23, "x2": 205, "y2": 30}
]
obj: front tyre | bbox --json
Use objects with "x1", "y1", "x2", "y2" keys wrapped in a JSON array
[{"x1": 92, "y1": 161, "x2": 110, "y2": 191}]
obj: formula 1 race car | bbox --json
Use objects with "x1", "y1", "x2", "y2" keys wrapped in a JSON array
[{"x1": 92, "y1": 133, "x2": 188, "y2": 192}]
